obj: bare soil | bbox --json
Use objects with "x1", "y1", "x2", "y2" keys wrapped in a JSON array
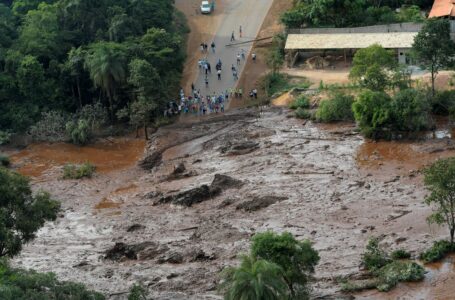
[{"x1": 9, "y1": 105, "x2": 455, "y2": 299}]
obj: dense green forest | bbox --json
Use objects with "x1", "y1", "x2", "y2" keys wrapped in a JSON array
[
  {"x1": 281, "y1": 0, "x2": 432, "y2": 28},
  {"x1": 0, "y1": 0, "x2": 187, "y2": 138}
]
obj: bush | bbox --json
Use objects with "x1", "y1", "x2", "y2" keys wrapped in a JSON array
[
  {"x1": 432, "y1": 90, "x2": 455, "y2": 115},
  {"x1": 339, "y1": 278, "x2": 379, "y2": 292},
  {"x1": 0, "y1": 155, "x2": 10, "y2": 167},
  {"x1": 289, "y1": 96, "x2": 310, "y2": 110},
  {"x1": 63, "y1": 162, "x2": 96, "y2": 179},
  {"x1": 391, "y1": 249, "x2": 412, "y2": 260},
  {"x1": 375, "y1": 261, "x2": 425, "y2": 292},
  {"x1": 128, "y1": 284, "x2": 148, "y2": 300},
  {"x1": 390, "y1": 89, "x2": 431, "y2": 132},
  {"x1": 75, "y1": 103, "x2": 108, "y2": 132},
  {"x1": 295, "y1": 107, "x2": 312, "y2": 119},
  {"x1": 29, "y1": 111, "x2": 68, "y2": 142},
  {"x1": 353, "y1": 90, "x2": 392, "y2": 139},
  {"x1": 0, "y1": 131, "x2": 11, "y2": 145},
  {"x1": 353, "y1": 89, "x2": 431, "y2": 138},
  {"x1": 0, "y1": 259, "x2": 104, "y2": 300},
  {"x1": 66, "y1": 119, "x2": 91, "y2": 145},
  {"x1": 362, "y1": 238, "x2": 390, "y2": 271},
  {"x1": 316, "y1": 93, "x2": 354, "y2": 122},
  {"x1": 420, "y1": 240, "x2": 455, "y2": 263}
]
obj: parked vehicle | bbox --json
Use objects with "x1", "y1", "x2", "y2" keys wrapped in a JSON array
[{"x1": 200, "y1": 1, "x2": 212, "y2": 14}]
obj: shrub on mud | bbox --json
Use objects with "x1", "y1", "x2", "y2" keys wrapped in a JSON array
[
  {"x1": 390, "y1": 249, "x2": 412, "y2": 260},
  {"x1": 420, "y1": 240, "x2": 455, "y2": 263},
  {"x1": 63, "y1": 162, "x2": 96, "y2": 179},
  {"x1": 0, "y1": 155, "x2": 10, "y2": 167},
  {"x1": 342, "y1": 238, "x2": 424, "y2": 292},
  {"x1": 353, "y1": 89, "x2": 431, "y2": 139},
  {"x1": 0, "y1": 259, "x2": 104, "y2": 300},
  {"x1": 316, "y1": 93, "x2": 354, "y2": 122},
  {"x1": 295, "y1": 107, "x2": 312, "y2": 119},
  {"x1": 352, "y1": 90, "x2": 392, "y2": 138},
  {"x1": 66, "y1": 119, "x2": 91, "y2": 145},
  {"x1": 362, "y1": 237, "x2": 390, "y2": 271},
  {"x1": 431, "y1": 90, "x2": 455, "y2": 115},
  {"x1": 289, "y1": 96, "x2": 310, "y2": 110},
  {"x1": 374, "y1": 261, "x2": 425, "y2": 292}
]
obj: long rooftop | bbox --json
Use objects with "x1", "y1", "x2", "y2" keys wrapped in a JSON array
[{"x1": 285, "y1": 32, "x2": 418, "y2": 50}]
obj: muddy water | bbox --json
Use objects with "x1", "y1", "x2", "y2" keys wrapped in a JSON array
[{"x1": 9, "y1": 138, "x2": 145, "y2": 177}]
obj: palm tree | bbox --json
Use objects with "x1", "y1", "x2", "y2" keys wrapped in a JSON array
[
  {"x1": 84, "y1": 41, "x2": 126, "y2": 120},
  {"x1": 220, "y1": 255, "x2": 289, "y2": 300}
]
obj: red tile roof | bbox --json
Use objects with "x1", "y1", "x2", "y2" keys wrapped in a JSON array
[{"x1": 429, "y1": 0, "x2": 455, "y2": 18}]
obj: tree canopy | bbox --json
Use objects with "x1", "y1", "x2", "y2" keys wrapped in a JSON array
[
  {"x1": 281, "y1": 0, "x2": 427, "y2": 28},
  {"x1": 0, "y1": 167, "x2": 60, "y2": 258},
  {"x1": 424, "y1": 157, "x2": 455, "y2": 243},
  {"x1": 412, "y1": 18, "x2": 455, "y2": 96},
  {"x1": 0, "y1": 0, "x2": 187, "y2": 136}
]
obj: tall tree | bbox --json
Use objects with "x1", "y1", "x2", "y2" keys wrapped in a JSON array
[
  {"x1": 64, "y1": 47, "x2": 86, "y2": 107},
  {"x1": 412, "y1": 18, "x2": 455, "y2": 96},
  {"x1": 424, "y1": 157, "x2": 455, "y2": 244},
  {"x1": 84, "y1": 41, "x2": 126, "y2": 119},
  {"x1": 220, "y1": 255, "x2": 289, "y2": 300},
  {"x1": 0, "y1": 167, "x2": 60, "y2": 257},
  {"x1": 17, "y1": 2, "x2": 63, "y2": 62},
  {"x1": 251, "y1": 232, "x2": 320, "y2": 298},
  {"x1": 349, "y1": 44, "x2": 397, "y2": 91}
]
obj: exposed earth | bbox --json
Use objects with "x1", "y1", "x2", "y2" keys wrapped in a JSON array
[
  {"x1": 7, "y1": 105, "x2": 455, "y2": 299},
  {"x1": 5, "y1": 0, "x2": 455, "y2": 300}
]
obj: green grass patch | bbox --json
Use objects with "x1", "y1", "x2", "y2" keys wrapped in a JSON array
[
  {"x1": 420, "y1": 240, "x2": 455, "y2": 263},
  {"x1": 391, "y1": 249, "x2": 412, "y2": 260},
  {"x1": 0, "y1": 155, "x2": 10, "y2": 167},
  {"x1": 289, "y1": 96, "x2": 310, "y2": 110},
  {"x1": 63, "y1": 162, "x2": 96, "y2": 179},
  {"x1": 315, "y1": 93, "x2": 354, "y2": 122},
  {"x1": 261, "y1": 73, "x2": 310, "y2": 97}
]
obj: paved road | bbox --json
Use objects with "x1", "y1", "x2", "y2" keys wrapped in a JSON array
[{"x1": 192, "y1": 0, "x2": 274, "y2": 97}]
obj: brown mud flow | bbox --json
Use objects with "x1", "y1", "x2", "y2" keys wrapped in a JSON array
[
  {"x1": 9, "y1": 106, "x2": 448, "y2": 299},
  {"x1": 9, "y1": 138, "x2": 145, "y2": 177}
]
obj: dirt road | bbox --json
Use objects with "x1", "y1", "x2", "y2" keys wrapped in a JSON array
[{"x1": 188, "y1": 0, "x2": 274, "y2": 96}]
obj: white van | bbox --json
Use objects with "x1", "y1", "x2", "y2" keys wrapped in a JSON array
[{"x1": 200, "y1": 1, "x2": 212, "y2": 14}]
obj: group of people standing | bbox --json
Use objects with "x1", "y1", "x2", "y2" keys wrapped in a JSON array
[
  {"x1": 178, "y1": 87, "x2": 227, "y2": 115},
  {"x1": 187, "y1": 25, "x2": 259, "y2": 116}
]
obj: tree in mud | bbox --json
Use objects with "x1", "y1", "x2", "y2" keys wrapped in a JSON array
[
  {"x1": 412, "y1": 18, "x2": 455, "y2": 96},
  {"x1": 0, "y1": 167, "x2": 60, "y2": 257},
  {"x1": 219, "y1": 254, "x2": 289, "y2": 300},
  {"x1": 424, "y1": 157, "x2": 455, "y2": 244},
  {"x1": 251, "y1": 231, "x2": 320, "y2": 299}
]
